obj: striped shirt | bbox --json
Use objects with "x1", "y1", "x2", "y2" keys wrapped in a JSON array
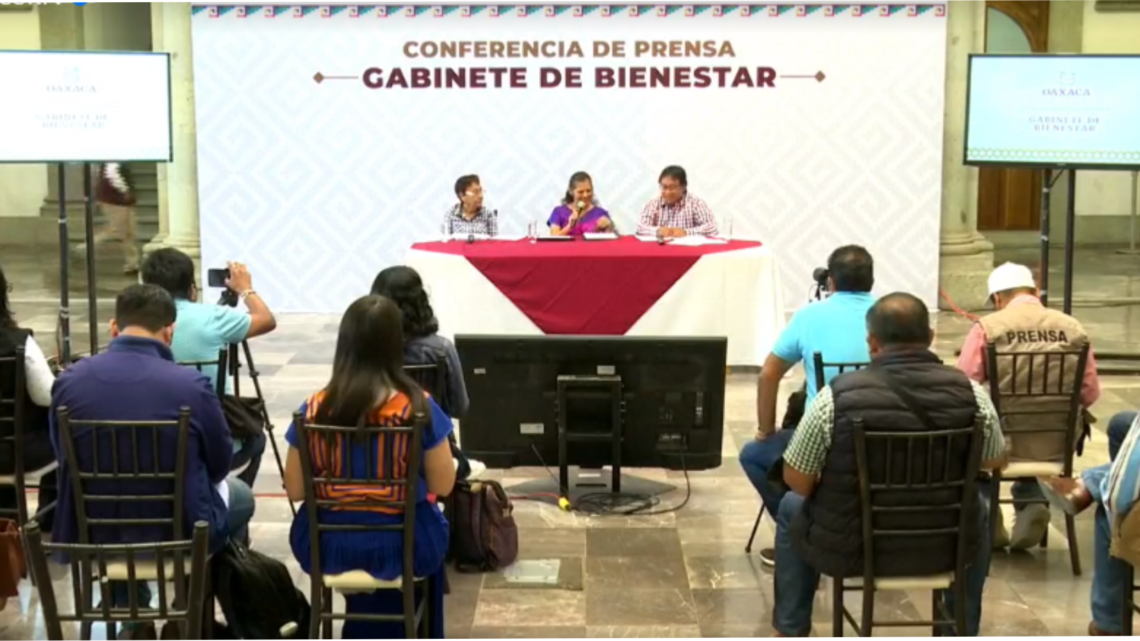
[
  {"x1": 285, "y1": 390, "x2": 452, "y2": 514},
  {"x1": 635, "y1": 192, "x2": 718, "y2": 237},
  {"x1": 784, "y1": 380, "x2": 1006, "y2": 476},
  {"x1": 443, "y1": 204, "x2": 498, "y2": 236},
  {"x1": 1107, "y1": 413, "x2": 1140, "y2": 537}
]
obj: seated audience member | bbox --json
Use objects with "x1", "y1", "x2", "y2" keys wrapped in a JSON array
[
  {"x1": 50, "y1": 285, "x2": 255, "y2": 617},
  {"x1": 957, "y1": 262, "x2": 1100, "y2": 550},
  {"x1": 1039, "y1": 411, "x2": 1140, "y2": 635},
  {"x1": 775, "y1": 293, "x2": 1007, "y2": 637},
  {"x1": 0, "y1": 266, "x2": 57, "y2": 530},
  {"x1": 635, "y1": 165, "x2": 718, "y2": 238},
  {"x1": 444, "y1": 174, "x2": 497, "y2": 236},
  {"x1": 547, "y1": 171, "x2": 615, "y2": 236},
  {"x1": 284, "y1": 295, "x2": 456, "y2": 639},
  {"x1": 739, "y1": 245, "x2": 876, "y2": 566},
  {"x1": 141, "y1": 248, "x2": 277, "y2": 486},
  {"x1": 371, "y1": 266, "x2": 468, "y2": 418}
]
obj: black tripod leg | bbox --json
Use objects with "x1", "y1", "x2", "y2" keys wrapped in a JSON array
[{"x1": 241, "y1": 340, "x2": 295, "y2": 516}]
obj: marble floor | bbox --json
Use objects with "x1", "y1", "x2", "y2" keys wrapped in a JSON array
[{"x1": 2, "y1": 244, "x2": 1140, "y2": 637}]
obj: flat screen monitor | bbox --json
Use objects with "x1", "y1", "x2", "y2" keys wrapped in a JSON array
[
  {"x1": 455, "y1": 335, "x2": 726, "y2": 471},
  {"x1": 0, "y1": 50, "x2": 173, "y2": 163},
  {"x1": 964, "y1": 54, "x2": 1140, "y2": 169}
]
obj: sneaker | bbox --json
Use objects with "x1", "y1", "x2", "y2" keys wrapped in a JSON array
[
  {"x1": 467, "y1": 458, "x2": 488, "y2": 480},
  {"x1": 1010, "y1": 504, "x2": 1050, "y2": 551},
  {"x1": 159, "y1": 621, "x2": 181, "y2": 640},
  {"x1": 1038, "y1": 476, "x2": 1094, "y2": 516},
  {"x1": 758, "y1": 547, "x2": 776, "y2": 568},
  {"x1": 992, "y1": 512, "x2": 1011, "y2": 549},
  {"x1": 1088, "y1": 621, "x2": 1121, "y2": 636},
  {"x1": 118, "y1": 623, "x2": 157, "y2": 640}
]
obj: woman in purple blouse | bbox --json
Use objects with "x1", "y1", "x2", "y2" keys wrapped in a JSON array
[{"x1": 547, "y1": 171, "x2": 615, "y2": 236}]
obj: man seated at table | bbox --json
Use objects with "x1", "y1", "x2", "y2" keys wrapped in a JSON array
[
  {"x1": 635, "y1": 165, "x2": 718, "y2": 238},
  {"x1": 444, "y1": 174, "x2": 497, "y2": 236},
  {"x1": 740, "y1": 245, "x2": 876, "y2": 566}
]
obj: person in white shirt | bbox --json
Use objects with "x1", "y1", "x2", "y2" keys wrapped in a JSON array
[{"x1": 0, "y1": 266, "x2": 57, "y2": 530}]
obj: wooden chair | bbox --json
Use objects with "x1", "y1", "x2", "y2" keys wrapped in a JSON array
[
  {"x1": 831, "y1": 418, "x2": 985, "y2": 636},
  {"x1": 55, "y1": 406, "x2": 194, "y2": 640},
  {"x1": 985, "y1": 343, "x2": 1089, "y2": 576},
  {"x1": 404, "y1": 363, "x2": 450, "y2": 417},
  {"x1": 745, "y1": 352, "x2": 868, "y2": 553},
  {"x1": 24, "y1": 519, "x2": 210, "y2": 640},
  {"x1": 294, "y1": 405, "x2": 433, "y2": 639},
  {"x1": 0, "y1": 346, "x2": 59, "y2": 538}
]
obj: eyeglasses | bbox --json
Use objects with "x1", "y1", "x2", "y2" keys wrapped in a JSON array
[{"x1": 464, "y1": 189, "x2": 485, "y2": 197}]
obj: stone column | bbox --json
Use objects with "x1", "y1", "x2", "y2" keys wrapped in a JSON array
[
  {"x1": 152, "y1": 2, "x2": 202, "y2": 260},
  {"x1": 938, "y1": 0, "x2": 994, "y2": 311}
]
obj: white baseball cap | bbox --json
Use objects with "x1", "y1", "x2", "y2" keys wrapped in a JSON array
[{"x1": 987, "y1": 262, "x2": 1036, "y2": 297}]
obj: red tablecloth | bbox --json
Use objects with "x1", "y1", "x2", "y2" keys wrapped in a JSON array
[{"x1": 410, "y1": 237, "x2": 760, "y2": 335}]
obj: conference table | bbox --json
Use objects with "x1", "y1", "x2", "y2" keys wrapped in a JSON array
[{"x1": 404, "y1": 236, "x2": 786, "y2": 366}]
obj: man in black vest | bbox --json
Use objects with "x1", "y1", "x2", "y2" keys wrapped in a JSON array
[{"x1": 772, "y1": 293, "x2": 1008, "y2": 637}]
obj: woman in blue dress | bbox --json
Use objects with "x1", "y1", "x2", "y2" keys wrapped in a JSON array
[{"x1": 283, "y1": 294, "x2": 457, "y2": 639}]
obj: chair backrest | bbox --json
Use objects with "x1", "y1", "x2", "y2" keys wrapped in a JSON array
[
  {"x1": 24, "y1": 519, "x2": 210, "y2": 641},
  {"x1": 293, "y1": 398, "x2": 427, "y2": 592},
  {"x1": 178, "y1": 348, "x2": 229, "y2": 398},
  {"x1": 985, "y1": 342, "x2": 1089, "y2": 466},
  {"x1": 851, "y1": 417, "x2": 985, "y2": 582},
  {"x1": 405, "y1": 361, "x2": 449, "y2": 416},
  {"x1": 55, "y1": 406, "x2": 192, "y2": 544},
  {"x1": 0, "y1": 347, "x2": 28, "y2": 493},
  {"x1": 812, "y1": 351, "x2": 870, "y2": 392}
]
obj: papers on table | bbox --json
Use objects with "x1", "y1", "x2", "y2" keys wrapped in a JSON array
[
  {"x1": 440, "y1": 233, "x2": 525, "y2": 242},
  {"x1": 633, "y1": 235, "x2": 728, "y2": 246},
  {"x1": 583, "y1": 233, "x2": 620, "y2": 241}
]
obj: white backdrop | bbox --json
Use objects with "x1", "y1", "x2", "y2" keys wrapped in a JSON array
[{"x1": 191, "y1": 3, "x2": 947, "y2": 313}]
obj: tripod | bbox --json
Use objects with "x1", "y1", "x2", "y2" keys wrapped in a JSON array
[{"x1": 216, "y1": 290, "x2": 295, "y2": 516}]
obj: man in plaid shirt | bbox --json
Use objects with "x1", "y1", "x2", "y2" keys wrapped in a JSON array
[
  {"x1": 635, "y1": 165, "x2": 718, "y2": 238},
  {"x1": 443, "y1": 174, "x2": 497, "y2": 237},
  {"x1": 774, "y1": 294, "x2": 1007, "y2": 637}
]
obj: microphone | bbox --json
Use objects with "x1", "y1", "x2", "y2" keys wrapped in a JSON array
[{"x1": 575, "y1": 200, "x2": 586, "y2": 212}]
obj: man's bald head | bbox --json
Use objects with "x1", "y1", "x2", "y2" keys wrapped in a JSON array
[{"x1": 866, "y1": 292, "x2": 933, "y2": 353}]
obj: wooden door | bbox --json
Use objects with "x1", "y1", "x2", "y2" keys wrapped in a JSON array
[{"x1": 977, "y1": 1, "x2": 1050, "y2": 231}]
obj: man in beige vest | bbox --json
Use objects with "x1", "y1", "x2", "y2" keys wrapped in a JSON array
[{"x1": 957, "y1": 262, "x2": 1100, "y2": 550}]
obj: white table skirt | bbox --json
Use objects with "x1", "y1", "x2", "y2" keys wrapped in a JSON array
[{"x1": 404, "y1": 243, "x2": 785, "y2": 366}]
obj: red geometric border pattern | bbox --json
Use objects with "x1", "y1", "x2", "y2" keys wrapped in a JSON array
[{"x1": 190, "y1": 4, "x2": 947, "y2": 19}]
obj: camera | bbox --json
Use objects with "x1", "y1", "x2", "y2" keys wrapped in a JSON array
[
  {"x1": 811, "y1": 267, "x2": 829, "y2": 302},
  {"x1": 207, "y1": 268, "x2": 230, "y2": 289},
  {"x1": 207, "y1": 268, "x2": 238, "y2": 307}
]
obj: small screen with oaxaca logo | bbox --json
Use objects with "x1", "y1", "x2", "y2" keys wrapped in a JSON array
[
  {"x1": 0, "y1": 50, "x2": 172, "y2": 163},
  {"x1": 964, "y1": 54, "x2": 1140, "y2": 169}
]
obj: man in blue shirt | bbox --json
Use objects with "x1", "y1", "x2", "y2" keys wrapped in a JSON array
[
  {"x1": 739, "y1": 245, "x2": 876, "y2": 565},
  {"x1": 52, "y1": 282, "x2": 255, "y2": 629},
  {"x1": 141, "y1": 249, "x2": 277, "y2": 486},
  {"x1": 51, "y1": 286, "x2": 255, "y2": 607}
]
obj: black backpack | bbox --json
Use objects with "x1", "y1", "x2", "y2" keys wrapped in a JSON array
[{"x1": 211, "y1": 541, "x2": 310, "y2": 639}]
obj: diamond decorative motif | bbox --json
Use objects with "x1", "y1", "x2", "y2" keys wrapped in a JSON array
[
  {"x1": 815, "y1": 70, "x2": 826, "y2": 82},
  {"x1": 313, "y1": 72, "x2": 324, "y2": 83}
]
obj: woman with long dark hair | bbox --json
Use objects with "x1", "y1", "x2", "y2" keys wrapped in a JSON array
[
  {"x1": 370, "y1": 265, "x2": 468, "y2": 418},
  {"x1": 283, "y1": 295, "x2": 456, "y2": 639},
  {"x1": 0, "y1": 265, "x2": 57, "y2": 530}
]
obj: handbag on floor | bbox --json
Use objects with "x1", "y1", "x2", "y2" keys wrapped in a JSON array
[
  {"x1": 0, "y1": 518, "x2": 26, "y2": 608},
  {"x1": 450, "y1": 480, "x2": 519, "y2": 573}
]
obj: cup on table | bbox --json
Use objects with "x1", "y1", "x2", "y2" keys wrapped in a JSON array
[
  {"x1": 527, "y1": 220, "x2": 538, "y2": 241},
  {"x1": 441, "y1": 223, "x2": 450, "y2": 242},
  {"x1": 725, "y1": 215, "x2": 734, "y2": 241}
]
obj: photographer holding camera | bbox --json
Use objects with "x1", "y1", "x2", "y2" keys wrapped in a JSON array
[
  {"x1": 141, "y1": 249, "x2": 278, "y2": 485},
  {"x1": 740, "y1": 245, "x2": 876, "y2": 566}
]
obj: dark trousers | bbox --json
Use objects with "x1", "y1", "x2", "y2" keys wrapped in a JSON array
[{"x1": 0, "y1": 411, "x2": 58, "y2": 532}]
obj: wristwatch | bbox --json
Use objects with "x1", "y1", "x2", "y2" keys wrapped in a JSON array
[{"x1": 238, "y1": 290, "x2": 257, "y2": 301}]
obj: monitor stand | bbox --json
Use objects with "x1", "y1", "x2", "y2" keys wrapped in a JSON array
[{"x1": 504, "y1": 467, "x2": 677, "y2": 504}]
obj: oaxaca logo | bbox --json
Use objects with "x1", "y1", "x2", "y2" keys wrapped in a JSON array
[
  {"x1": 47, "y1": 66, "x2": 95, "y2": 94},
  {"x1": 1042, "y1": 72, "x2": 1089, "y2": 97}
]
